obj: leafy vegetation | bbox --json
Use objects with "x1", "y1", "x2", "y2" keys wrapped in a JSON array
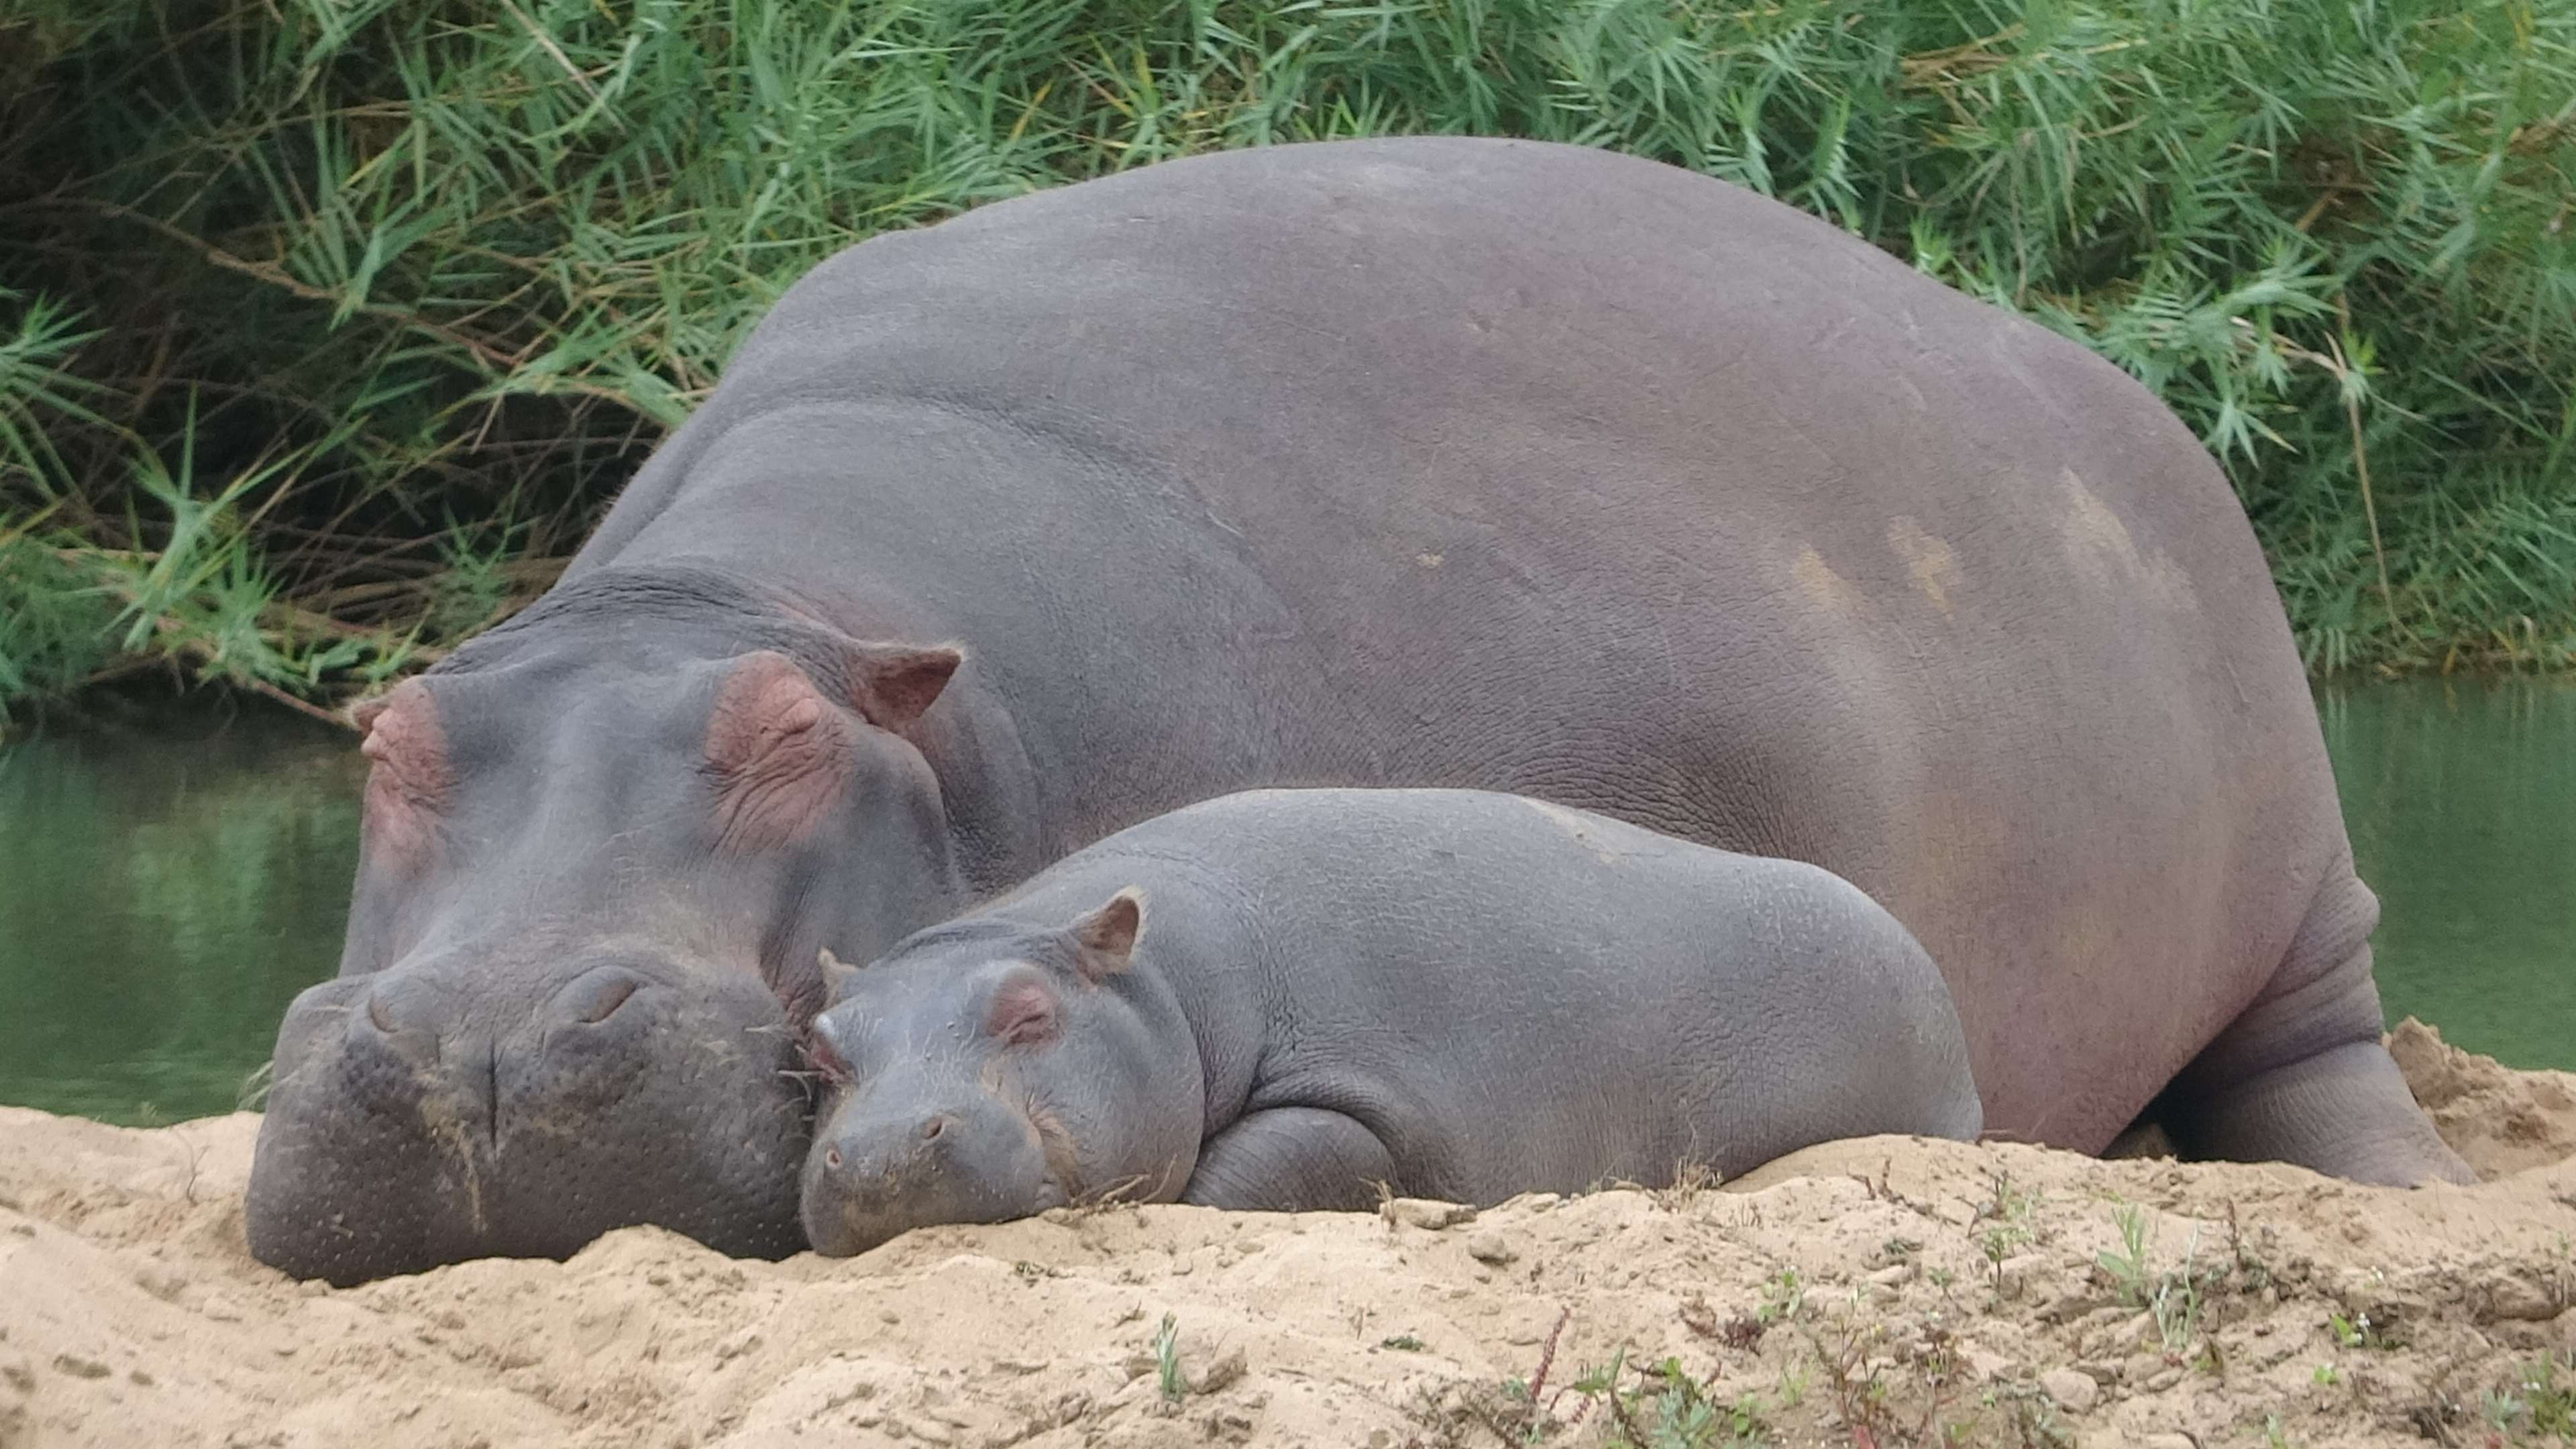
[{"x1": 3, "y1": 0, "x2": 2570, "y2": 716}]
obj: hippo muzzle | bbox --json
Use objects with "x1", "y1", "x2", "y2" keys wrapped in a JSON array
[
  {"x1": 246, "y1": 951, "x2": 811, "y2": 1285},
  {"x1": 799, "y1": 1084, "x2": 1056, "y2": 1257}
]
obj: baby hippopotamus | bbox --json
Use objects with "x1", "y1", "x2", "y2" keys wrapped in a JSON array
[{"x1": 799, "y1": 788, "x2": 1980, "y2": 1255}]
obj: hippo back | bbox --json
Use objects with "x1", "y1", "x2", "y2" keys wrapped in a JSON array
[{"x1": 581, "y1": 137, "x2": 2343, "y2": 1154}]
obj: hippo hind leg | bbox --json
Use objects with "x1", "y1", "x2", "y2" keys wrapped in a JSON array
[{"x1": 2160, "y1": 869, "x2": 2475, "y2": 1186}]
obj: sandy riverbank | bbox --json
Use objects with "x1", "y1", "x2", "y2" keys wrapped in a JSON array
[{"x1": 3, "y1": 1018, "x2": 2571, "y2": 1449}]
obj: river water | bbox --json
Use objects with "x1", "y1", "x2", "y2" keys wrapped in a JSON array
[
  {"x1": 2319, "y1": 677, "x2": 2576, "y2": 1077},
  {"x1": 1, "y1": 680, "x2": 2568, "y2": 1124},
  {"x1": 0, "y1": 702, "x2": 364, "y2": 1124}
]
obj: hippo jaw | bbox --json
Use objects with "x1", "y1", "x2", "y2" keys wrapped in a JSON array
[
  {"x1": 798, "y1": 1078, "x2": 1065, "y2": 1258},
  {"x1": 247, "y1": 951, "x2": 812, "y2": 1285}
]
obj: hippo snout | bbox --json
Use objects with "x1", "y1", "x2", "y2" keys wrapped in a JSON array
[
  {"x1": 351, "y1": 958, "x2": 651, "y2": 1040},
  {"x1": 247, "y1": 953, "x2": 812, "y2": 1285},
  {"x1": 800, "y1": 1089, "x2": 1051, "y2": 1257}
]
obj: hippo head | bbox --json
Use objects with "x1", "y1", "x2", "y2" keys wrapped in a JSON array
[
  {"x1": 799, "y1": 890, "x2": 1201, "y2": 1257},
  {"x1": 248, "y1": 570, "x2": 977, "y2": 1285}
]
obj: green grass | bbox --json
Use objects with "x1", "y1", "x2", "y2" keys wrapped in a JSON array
[
  {"x1": 2, "y1": 0, "x2": 2571, "y2": 715},
  {"x1": 1152, "y1": 1310, "x2": 1187, "y2": 1404},
  {"x1": 2482, "y1": 1354, "x2": 2576, "y2": 1443},
  {"x1": 2093, "y1": 1203, "x2": 2220, "y2": 1358}
]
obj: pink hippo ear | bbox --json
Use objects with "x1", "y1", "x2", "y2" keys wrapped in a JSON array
[
  {"x1": 1066, "y1": 888, "x2": 1147, "y2": 984},
  {"x1": 841, "y1": 641, "x2": 963, "y2": 731}
]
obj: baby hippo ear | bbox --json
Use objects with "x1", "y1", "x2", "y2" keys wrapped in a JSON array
[
  {"x1": 841, "y1": 641, "x2": 964, "y2": 730},
  {"x1": 818, "y1": 947, "x2": 863, "y2": 1000},
  {"x1": 1067, "y1": 888, "x2": 1147, "y2": 984}
]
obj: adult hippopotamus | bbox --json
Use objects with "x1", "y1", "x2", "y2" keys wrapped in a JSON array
[
  {"x1": 799, "y1": 788, "x2": 1985, "y2": 1256},
  {"x1": 249, "y1": 134, "x2": 2468, "y2": 1286}
]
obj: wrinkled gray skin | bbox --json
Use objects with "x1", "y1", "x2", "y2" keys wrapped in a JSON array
[
  {"x1": 252, "y1": 134, "x2": 2468, "y2": 1285},
  {"x1": 802, "y1": 788, "x2": 1984, "y2": 1256}
]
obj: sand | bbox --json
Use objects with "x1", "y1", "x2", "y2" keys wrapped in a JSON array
[{"x1": 3, "y1": 1017, "x2": 2571, "y2": 1449}]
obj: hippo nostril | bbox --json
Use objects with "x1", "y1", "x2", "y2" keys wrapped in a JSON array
[
  {"x1": 578, "y1": 977, "x2": 640, "y2": 1025},
  {"x1": 346, "y1": 976, "x2": 443, "y2": 1069},
  {"x1": 824, "y1": 1146, "x2": 843, "y2": 1171},
  {"x1": 550, "y1": 966, "x2": 651, "y2": 1032},
  {"x1": 920, "y1": 1115, "x2": 951, "y2": 1142}
]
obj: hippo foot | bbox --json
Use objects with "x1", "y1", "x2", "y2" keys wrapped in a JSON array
[{"x1": 2167, "y1": 1040, "x2": 2477, "y2": 1187}]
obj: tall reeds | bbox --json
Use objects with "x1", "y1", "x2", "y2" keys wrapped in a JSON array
[{"x1": 2, "y1": 0, "x2": 2569, "y2": 716}]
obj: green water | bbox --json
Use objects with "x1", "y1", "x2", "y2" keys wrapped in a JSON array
[
  {"x1": 2320, "y1": 677, "x2": 2576, "y2": 1074},
  {"x1": 0, "y1": 701, "x2": 364, "y2": 1124},
  {"x1": 0, "y1": 681, "x2": 2567, "y2": 1126}
]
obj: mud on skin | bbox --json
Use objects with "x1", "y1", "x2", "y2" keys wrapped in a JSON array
[{"x1": 255, "y1": 135, "x2": 2463, "y2": 1285}]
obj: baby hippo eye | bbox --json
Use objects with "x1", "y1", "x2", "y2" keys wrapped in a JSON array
[
  {"x1": 984, "y1": 977, "x2": 1059, "y2": 1048},
  {"x1": 801, "y1": 1024, "x2": 856, "y2": 1085}
]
